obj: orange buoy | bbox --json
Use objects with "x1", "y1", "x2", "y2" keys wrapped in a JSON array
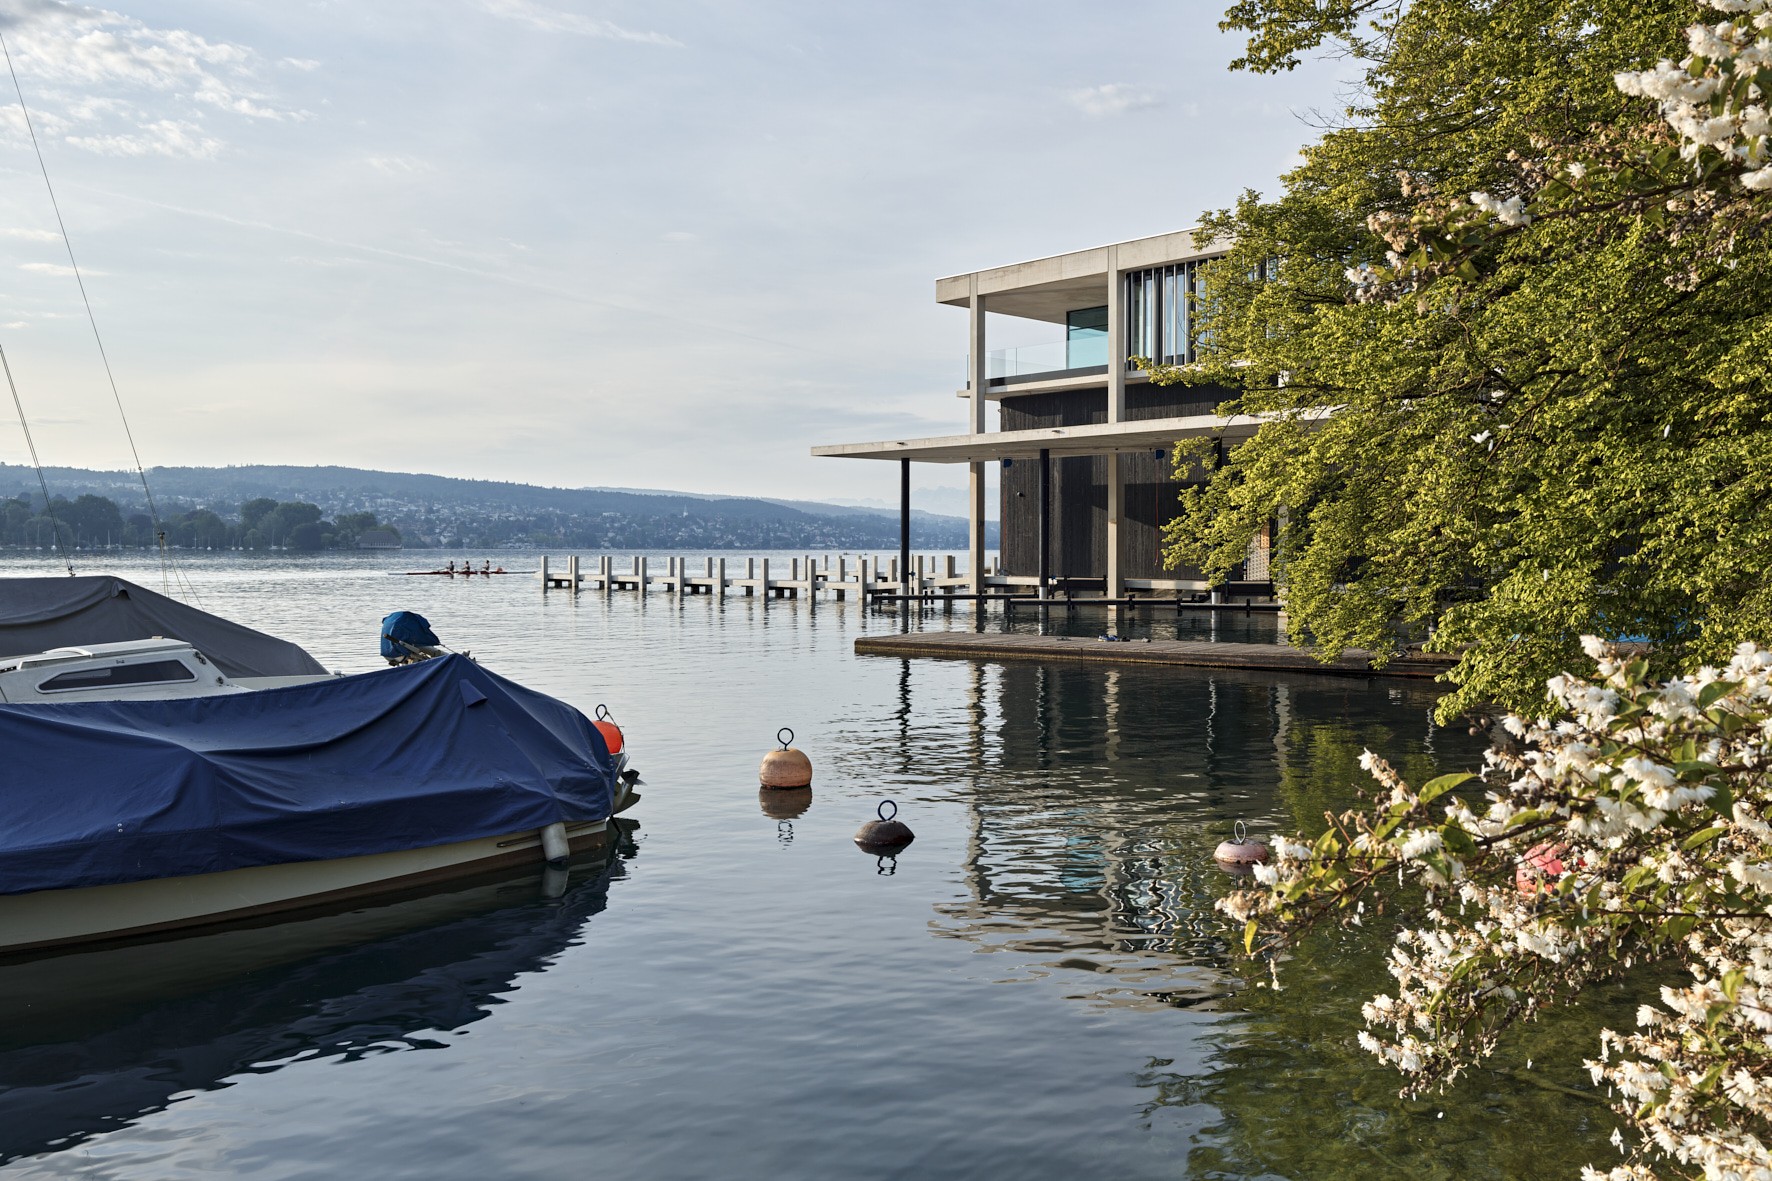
[
  {"x1": 1516, "y1": 841, "x2": 1569, "y2": 895},
  {"x1": 1214, "y1": 821, "x2": 1270, "y2": 867},
  {"x1": 760, "y1": 728, "x2": 813, "y2": 788},
  {"x1": 593, "y1": 704, "x2": 624, "y2": 756}
]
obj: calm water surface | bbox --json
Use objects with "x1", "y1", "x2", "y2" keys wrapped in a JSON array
[{"x1": 0, "y1": 553, "x2": 1620, "y2": 1179}]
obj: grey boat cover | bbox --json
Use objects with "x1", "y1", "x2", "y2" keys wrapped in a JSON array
[{"x1": 0, "y1": 576, "x2": 326, "y2": 678}]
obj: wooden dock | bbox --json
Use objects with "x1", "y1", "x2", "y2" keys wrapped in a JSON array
[
  {"x1": 852, "y1": 632, "x2": 1456, "y2": 680},
  {"x1": 539, "y1": 553, "x2": 982, "y2": 601},
  {"x1": 536, "y1": 554, "x2": 1283, "y2": 612}
]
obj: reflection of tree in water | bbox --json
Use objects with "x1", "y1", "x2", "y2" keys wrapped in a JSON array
[
  {"x1": 831, "y1": 657, "x2": 1617, "y2": 1174},
  {"x1": 1143, "y1": 927, "x2": 1636, "y2": 1179}
]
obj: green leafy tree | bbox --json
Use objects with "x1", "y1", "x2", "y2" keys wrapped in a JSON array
[{"x1": 1159, "y1": 0, "x2": 1772, "y2": 720}]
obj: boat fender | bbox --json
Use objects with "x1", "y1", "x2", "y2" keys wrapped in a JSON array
[
  {"x1": 1515, "y1": 841, "x2": 1569, "y2": 895},
  {"x1": 594, "y1": 704, "x2": 625, "y2": 756},
  {"x1": 854, "y1": 800, "x2": 915, "y2": 854},
  {"x1": 1214, "y1": 821, "x2": 1270, "y2": 866},
  {"x1": 760, "y1": 727, "x2": 813, "y2": 788},
  {"x1": 540, "y1": 822, "x2": 571, "y2": 864}
]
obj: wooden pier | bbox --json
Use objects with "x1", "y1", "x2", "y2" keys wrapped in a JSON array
[
  {"x1": 539, "y1": 553, "x2": 992, "y2": 603},
  {"x1": 536, "y1": 554, "x2": 1283, "y2": 612},
  {"x1": 852, "y1": 632, "x2": 1456, "y2": 680}
]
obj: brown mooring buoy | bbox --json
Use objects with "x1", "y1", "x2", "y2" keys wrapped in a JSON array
[
  {"x1": 1213, "y1": 820, "x2": 1270, "y2": 868},
  {"x1": 758, "y1": 786, "x2": 812, "y2": 820},
  {"x1": 854, "y1": 800, "x2": 915, "y2": 854},
  {"x1": 760, "y1": 728, "x2": 813, "y2": 789}
]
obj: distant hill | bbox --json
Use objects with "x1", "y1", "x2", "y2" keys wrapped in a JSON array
[{"x1": 0, "y1": 463, "x2": 999, "y2": 551}]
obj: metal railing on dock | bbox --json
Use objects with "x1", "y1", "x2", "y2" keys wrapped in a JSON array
[{"x1": 537, "y1": 554, "x2": 1280, "y2": 613}]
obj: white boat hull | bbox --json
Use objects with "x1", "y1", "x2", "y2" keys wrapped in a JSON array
[{"x1": 0, "y1": 819, "x2": 611, "y2": 956}]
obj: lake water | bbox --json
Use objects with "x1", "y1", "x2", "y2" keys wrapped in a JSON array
[{"x1": 0, "y1": 552, "x2": 1621, "y2": 1179}]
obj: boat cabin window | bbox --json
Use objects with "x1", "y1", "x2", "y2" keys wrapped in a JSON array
[{"x1": 38, "y1": 660, "x2": 197, "y2": 692}]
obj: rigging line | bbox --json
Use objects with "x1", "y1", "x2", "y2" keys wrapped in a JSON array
[
  {"x1": 0, "y1": 342, "x2": 74, "y2": 576},
  {"x1": 1, "y1": 27, "x2": 184, "y2": 598}
]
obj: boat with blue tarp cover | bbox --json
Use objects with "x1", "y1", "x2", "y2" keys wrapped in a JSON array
[{"x1": 0, "y1": 579, "x2": 637, "y2": 956}]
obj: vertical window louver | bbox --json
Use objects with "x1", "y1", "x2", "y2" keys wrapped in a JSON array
[{"x1": 1123, "y1": 260, "x2": 1202, "y2": 367}]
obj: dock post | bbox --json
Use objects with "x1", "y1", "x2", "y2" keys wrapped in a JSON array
[
  {"x1": 638, "y1": 555, "x2": 648, "y2": 594},
  {"x1": 859, "y1": 556, "x2": 870, "y2": 605},
  {"x1": 899, "y1": 458, "x2": 911, "y2": 597},
  {"x1": 675, "y1": 556, "x2": 686, "y2": 599},
  {"x1": 540, "y1": 553, "x2": 550, "y2": 592},
  {"x1": 836, "y1": 555, "x2": 847, "y2": 600},
  {"x1": 806, "y1": 554, "x2": 815, "y2": 604},
  {"x1": 717, "y1": 556, "x2": 726, "y2": 597},
  {"x1": 602, "y1": 555, "x2": 613, "y2": 597},
  {"x1": 761, "y1": 557, "x2": 770, "y2": 598},
  {"x1": 568, "y1": 554, "x2": 579, "y2": 595}
]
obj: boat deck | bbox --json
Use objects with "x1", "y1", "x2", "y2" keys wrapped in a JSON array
[{"x1": 853, "y1": 632, "x2": 1456, "y2": 680}]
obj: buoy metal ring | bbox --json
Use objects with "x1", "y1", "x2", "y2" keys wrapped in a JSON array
[
  {"x1": 877, "y1": 800, "x2": 898, "y2": 822},
  {"x1": 778, "y1": 727, "x2": 794, "y2": 750},
  {"x1": 596, "y1": 704, "x2": 614, "y2": 722}
]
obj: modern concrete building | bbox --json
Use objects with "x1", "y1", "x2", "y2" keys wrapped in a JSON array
[{"x1": 813, "y1": 230, "x2": 1275, "y2": 600}]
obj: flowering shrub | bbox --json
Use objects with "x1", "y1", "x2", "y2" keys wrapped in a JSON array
[{"x1": 1223, "y1": 639, "x2": 1772, "y2": 1178}]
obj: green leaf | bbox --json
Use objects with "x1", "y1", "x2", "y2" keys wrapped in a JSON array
[
  {"x1": 1441, "y1": 824, "x2": 1477, "y2": 856},
  {"x1": 1698, "y1": 680, "x2": 1737, "y2": 709},
  {"x1": 1681, "y1": 825, "x2": 1727, "y2": 851},
  {"x1": 1419, "y1": 772, "x2": 1474, "y2": 804}
]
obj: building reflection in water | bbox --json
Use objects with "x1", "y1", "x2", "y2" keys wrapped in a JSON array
[{"x1": 835, "y1": 657, "x2": 1612, "y2": 1178}]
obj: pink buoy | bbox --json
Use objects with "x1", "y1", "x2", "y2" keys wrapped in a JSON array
[
  {"x1": 1214, "y1": 820, "x2": 1270, "y2": 866},
  {"x1": 1516, "y1": 841, "x2": 1569, "y2": 895}
]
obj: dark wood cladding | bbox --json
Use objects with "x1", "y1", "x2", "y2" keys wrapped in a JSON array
[{"x1": 998, "y1": 380, "x2": 1233, "y2": 581}]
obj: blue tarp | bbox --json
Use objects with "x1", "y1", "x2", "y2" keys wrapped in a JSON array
[
  {"x1": 0, "y1": 655, "x2": 615, "y2": 897},
  {"x1": 380, "y1": 610, "x2": 439, "y2": 661},
  {"x1": 0, "y1": 576, "x2": 327, "y2": 679}
]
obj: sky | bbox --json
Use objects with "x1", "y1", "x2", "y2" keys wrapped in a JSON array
[{"x1": 0, "y1": 0, "x2": 1352, "y2": 506}]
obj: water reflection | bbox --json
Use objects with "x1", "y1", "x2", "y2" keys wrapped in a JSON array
[
  {"x1": 0, "y1": 835, "x2": 634, "y2": 1167},
  {"x1": 831, "y1": 656, "x2": 1617, "y2": 1177}
]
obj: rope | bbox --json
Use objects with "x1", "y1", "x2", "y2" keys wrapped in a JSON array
[
  {"x1": 1, "y1": 27, "x2": 195, "y2": 601},
  {"x1": 0, "y1": 343, "x2": 73, "y2": 575}
]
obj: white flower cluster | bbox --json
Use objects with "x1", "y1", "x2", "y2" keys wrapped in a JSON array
[
  {"x1": 1614, "y1": 0, "x2": 1772, "y2": 189},
  {"x1": 1469, "y1": 191, "x2": 1531, "y2": 226},
  {"x1": 1221, "y1": 638, "x2": 1772, "y2": 1176}
]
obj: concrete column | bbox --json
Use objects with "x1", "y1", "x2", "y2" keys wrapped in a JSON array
[
  {"x1": 1106, "y1": 245, "x2": 1124, "y2": 599},
  {"x1": 968, "y1": 281, "x2": 989, "y2": 597},
  {"x1": 1106, "y1": 452, "x2": 1123, "y2": 598}
]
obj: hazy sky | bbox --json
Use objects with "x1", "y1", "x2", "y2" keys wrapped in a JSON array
[{"x1": 0, "y1": 0, "x2": 1349, "y2": 504}]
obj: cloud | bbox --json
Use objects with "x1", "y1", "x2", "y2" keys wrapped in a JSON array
[
  {"x1": 19, "y1": 261, "x2": 103, "y2": 276},
  {"x1": 0, "y1": 1, "x2": 301, "y2": 155},
  {"x1": 661, "y1": 230, "x2": 697, "y2": 243},
  {"x1": 366, "y1": 154, "x2": 432, "y2": 175},
  {"x1": 1, "y1": 321, "x2": 27, "y2": 330},
  {"x1": 1067, "y1": 83, "x2": 1160, "y2": 117},
  {"x1": 477, "y1": 0, "x2": 681, "y2": 46},
  {"x1": 279, "y1": 57, "x2": 320, "y2": 71},
  {"x1": 1, "y1": 228, "x2": 60, "y2": 242},
  {"x1": 64, "y1": 118, "x2": 221, "y2": 158}
]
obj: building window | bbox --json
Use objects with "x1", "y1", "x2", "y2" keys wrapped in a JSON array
[
  {"x1": 1065, "y1": 306, "x2": 1108, "y2": 369},
  {"x1": 1123, "y1": 261, "x2": 1204, "y2": 367}
]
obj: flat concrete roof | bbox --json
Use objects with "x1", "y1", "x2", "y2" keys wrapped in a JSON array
[
  {"x1": 810, "y1": 412, "x2": 1266, "y2": 464},
  {"x1": 934, "y1": 229, "x2": 1231, "y2": 323}
]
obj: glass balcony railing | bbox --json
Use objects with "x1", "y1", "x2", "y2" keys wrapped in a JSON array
[{"x1": 974, "y1": 334, "x2": 1109, "y2": 382}]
